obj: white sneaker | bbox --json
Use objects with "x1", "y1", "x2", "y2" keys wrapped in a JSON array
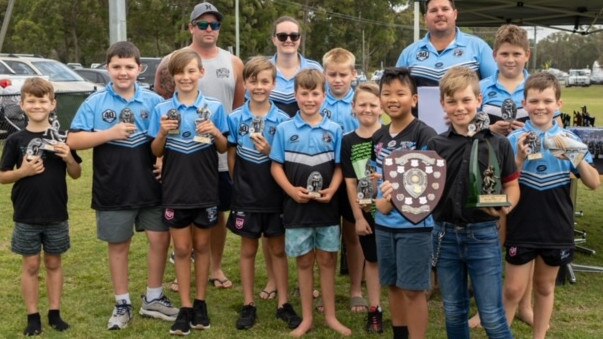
[
  {"x1": 107, "y1": 300, "x2": 133, "y2": 330},
  {"x1": 139, "y1": 294, "x2": 178, "y2": 321}
]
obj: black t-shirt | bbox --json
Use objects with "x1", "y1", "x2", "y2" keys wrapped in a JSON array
[
  {"x1": 342, "y1": 132, "x2": 373, "y2": 180},
  {"x1": 0, "y1": 130, "x2": 82, "y2": 223}
]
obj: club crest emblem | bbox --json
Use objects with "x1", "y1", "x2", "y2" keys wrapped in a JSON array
[
  {"x1": 102, "y1": 109, "x2": 117, "y2": 123},
  {"x1": 416, "y1": 50, "x2": 429, "y2": 61},
  {"x1": 453, "y1": 48, "x2": 464, "y2": 57}
]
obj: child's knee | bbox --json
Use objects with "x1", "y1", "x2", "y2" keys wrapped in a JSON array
[{"x1": 316, "y1": 251, "x2": 336, "y2": 267}]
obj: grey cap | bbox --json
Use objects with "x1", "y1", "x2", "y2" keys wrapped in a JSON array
[{"x1": 190, "y1": 2, "x2": 223, "y2": 22}]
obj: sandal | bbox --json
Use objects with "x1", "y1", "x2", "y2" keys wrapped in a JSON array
[
  {"x1": 259, "y1": 289, "x2": 277, "y2": 300},
  {"x1": 350, "y1": 296, "x2": 368, "y2": 313},
  {"x1": 209, "y1": 277, "x2": 233, "y2": 289}
]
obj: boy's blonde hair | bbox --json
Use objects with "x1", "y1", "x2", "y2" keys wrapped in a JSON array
[
  {"x1": 294, "y1": 69, "x2": 325, "y2": 92},
  {"x1": 322, "y1": 48, "x2": 355, "y2": 70},
  {"x1": 493, "y1": 24, "x2": 530, "y2": 53},
  {"x1": 168, "y1": 48, "x2": 203, "y2": 77},
  {"x1": 243, "y1": 56, "x2": 276, "y2": 81},
  {"x1": 524, "y1": 72, "x2": 561, "y2": 100},
  {"x1": 353, "y1": 82, "x2": 379, "y2": 102},
  {"x1": 21, "y1": 77, "x2": 55, "y2": 100},
  {"x1": 439, "y1": 67, "x2": 480, "y2": 101}
]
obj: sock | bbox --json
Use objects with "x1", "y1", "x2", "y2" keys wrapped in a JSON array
[
  {"x1": 115, "y1": 293, "x2": 131, "y2": 305},
  {"x1": 393, "y1": 325, "x2": 409, "y2": 339},
  {"x1": 24, "y1": 313, "x2": 42, "y2": 336},
  {"x1": 146, "y1": 286, "x2": 163, "y2": 301},
  {"x1": 48, "y1": 309, "x2": 70, "y2": 331}
]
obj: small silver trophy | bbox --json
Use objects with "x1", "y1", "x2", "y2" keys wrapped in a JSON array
[
  {"x1": 167, "y1": 109, "x2": 181, "y2": 135},
  {"x1": 525, "y1": 131, "x2": 543, "y2": 160},
  {"x1": 194, "y1": 105, "x2": 212, "y2": 144},
  {"x1": 120, "y1": 108, "x2": 136, "y2": 124},
  {"x1": 307, "y1": 171, "x2": 323, "y2": 198},
  {"x1": 501, "y1": 98, "x2": 517, "y2": 122},
  {"x1": 356, "y1": 177, "x2": 374, "y2": 205},
  {"x1": 40, "y1": 113, "x2": 68, "y2": 152},
  {"x1": 467, "y1": 112, "x2": 490, "y2": 137},
  {"x1": 26, "y1": 138, "x2": 44, "y2": 160},
  {"x1": 250, "y1": 116, "x2": 265, "y2": 137}
]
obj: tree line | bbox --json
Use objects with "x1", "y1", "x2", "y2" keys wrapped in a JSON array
[{"x1": 1, "y1": 0, "x2": 601, "y2": 72}]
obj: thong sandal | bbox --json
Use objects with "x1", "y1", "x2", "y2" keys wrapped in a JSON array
[
  {"x1": 259, "y1": 289, "x2": 277, "y2": 300},
  {"x1": 209, "y1": 278, "x2": 233, "y2": 289},
  {"x1": 350, "y1": 296, "x2": 369, "y2": 313}
]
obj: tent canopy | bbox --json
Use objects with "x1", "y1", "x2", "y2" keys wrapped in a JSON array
[{"x1": 420, "y1": 0, "x2": 603, "y2": 35}]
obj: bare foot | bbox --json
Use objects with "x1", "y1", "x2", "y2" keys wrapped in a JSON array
[
  {"x1": 468, "y1": 313, "x2": 482, "y2": 328},
  {"x1": 289, "y1": 319, "x2": 312, "y2": 337},
  {"x1": 325, "y1": 317, "x2": 352, "y2": 336},
  {"x1": 517, "y1": 308, "x2": 534, "y2": 327}
]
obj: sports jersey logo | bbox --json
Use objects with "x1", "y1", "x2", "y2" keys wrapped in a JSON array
[
  {"x1": 215, "y1": 68, "x2": 230, "y2": 79},
  {"x1": 536, "y1": 165, "x2": 547, "y2": 172},
  {"x1": 269, "y1": 126, "x2": 277, "y2": 135},
  {"x1": 398, "y1": 141, "x2": 416, "y2": 150},
  {"x1": 207, "y1": 207, "x2": 218, "y2": 223},
  {"x1": 488, "y1": 91, "x2": 497, "y2": 98},
  {"x1": 164, "y1": 209, "x2": 175, "y2": 220},
  {"x1": 140, "y1": 110, "x2": 149, "y2": 119},
  {"x1": 560, "y1": 249, "x2": 570, "y2": 260},
  {"x1": 102, "y1": 109, "x2": 117, "y2": 123},
  {"x1": 435, "y1": 62, "x2": 444, "y2": 69},
  {"x1": 182, "y1": 131, "x2": 192, "y2": 138},
  {"x1": 25, "y1": 138, "x2": 44, "y2": 160},
  {"x1": 321, "y1": 108, "x2": 332, "y2": 119},
  {"x1": 239, "y1": 123, "x2": 249, "y2": 136},
  {"x1": 235, "y1": 217, "x2": 245, "y2": 230},
  {"x1": 289, "y1": 135, "x2": 299, "y2": 143},
  {"x1": 416, "y1": 50, "x2": 429, "y2": 61},
  {"x1": 323, "y1": 132, "x2": 333, "y2": 144},
  {"x1": 387, "y1": 140, "x2": 397, "y2": 148},
  {"x1": 509, "y1": 246, "x2": 517, "y2": 257},
  {"x1": 453, "y1": 48, "x2": 464, "y2": 57}
]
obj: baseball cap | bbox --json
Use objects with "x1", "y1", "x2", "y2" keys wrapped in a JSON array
[{"x1": 190, "y1": 2, "x2": 223, "y2": 22}]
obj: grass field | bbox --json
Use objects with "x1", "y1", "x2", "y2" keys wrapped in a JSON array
[
  {"x1": 0, "y1": 87, "x2": 602, "y2": 338},
  {"x1": 561, "y1": 85, "x2": 603, "y2": 126}
]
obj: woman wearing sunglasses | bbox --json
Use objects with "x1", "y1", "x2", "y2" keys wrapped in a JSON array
[{"x1": 269, "y1": 16, "x2": 323, "y2": 117}]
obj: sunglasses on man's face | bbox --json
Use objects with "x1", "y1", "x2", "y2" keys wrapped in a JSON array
[
  {"x1": 275, "y1": 32, "x2": 301, "y2": 42},
  {"x1": 195, "y1": 21, "x2": 221, "y2": 31}
]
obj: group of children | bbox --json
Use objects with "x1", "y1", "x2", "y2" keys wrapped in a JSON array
[{"x1": 1, "y1": 23, "x2": 599, "y2": 339}]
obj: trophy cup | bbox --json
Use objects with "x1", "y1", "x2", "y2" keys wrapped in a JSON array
[
  {"x1": 525, "y1": 131, "x2": 543, "y2": 160},
  {"x1": 307, "y1": 171, "x2": 323, "y2": 198},
  {"x1": 382, "y1": 150, "x2": 446, "y2": 224},
  {"x1": 356, "y1": 177, "x2": 374, "y2": 205},
  {"x1": 40, "y1": 113, "x2": 68, "y2": 152},
  {"x1": 250, "y1": 116, "x2": 265, "y2": 137},
  {"x1": 167, "y1": 109, "x2": 181, "y2": 135},
  {"x1": 466, "y1": 140, "x2": 511, "y2": 208},
  {"x1": 194, "y1": 105, "x2": 212, "y2": 143},
  {"x1": 501, "y1": 98, "x2": 517, "y2": 122}
]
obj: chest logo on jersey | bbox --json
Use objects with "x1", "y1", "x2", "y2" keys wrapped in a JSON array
[
  {"x1": 416, "y1": 50, "x2": 430, "y2": 61},
  {"x1": 182, "y1": 131, "x2": 192, "y2": 138},
  {"x1": 102, "y1": 109, "x2": 117, "y2": 123},
  {"x1": 488, "y1": 91, "x2": 497, "y2": 98},
  {"x1": 387, "y1": 140, "x2": 397, "y2": 148},
  {"x1": 140, "y1": 110, "x2": 150, "y2": 120},
  {"x1": 435, "y1": 62, "x2": 444, "y2": 69},
  {"x1": 289, "y1": 134, "x2": 299, "y2": 143},
  {"x1": 536, "y1": 165, "x2": 547, "y2": 172},
  {"x1": 323, "y1": 132, "x2": 333, "y2": 144},
  {"x1": 453, "y1": 48, "x2": 464, "y2": 57},
  {"x1": 215, "y1": 67, "x2": 230, "y2": 79},
  {"x1": 269, "y1": 126, "x2": 277, "y2": 136},
  {"x1": 238, "y1": 123, "x2": 249, "y2": 136},
  {"x1": 321, "y1": 108, "x2": 332, "y2": 119}
]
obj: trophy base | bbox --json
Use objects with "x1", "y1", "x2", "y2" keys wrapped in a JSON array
[
  {"x1": 527, "y1": 153, "x2": 543, "y2": 160},
  {"x1": 358, "y1": 198, "x2": 373, "y2": 205},
  {"x1": 473, "y1": 194, "x2": 511, "y2": 208},
  {"x1": 194, "y1": 135, "x2": 212, "y2": 144},
  {"x1": 250, "y1": 132, "x2": 262, "y2": 138},
  {"x1": 168, "y1": 130, "x2": 180, "y2": 135},
  {"x1": 40, "y1": 143, "x2": 56, "y2": 152},
  {"x1": 308, "y1": 192, "x2": 321, "y2": 199}
]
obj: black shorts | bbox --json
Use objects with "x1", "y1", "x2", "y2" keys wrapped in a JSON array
[
  {"x1": 358, "y1": 212, "x2": 377, "y2": 263},
  {"x1": 505, "y1": 245, "x2": 574, "y2": 267},
  {"x1": 163, "y1": 207, "x2": 219, "y2": 229},
  {"x1": 218, "y1": 171, "x2": 232, "y2": 212},
  {"x1": 227, "y1": 211, "x2": 284, "y2": 239},
  {"x1": 338, "y1": 183, "x2": 354, "y2": 222}
]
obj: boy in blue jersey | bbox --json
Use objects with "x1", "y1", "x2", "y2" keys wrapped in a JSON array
[
  {"x1": 505, "y1": 73, "x2": 600, "y2": 339},
  {"x1": 340, "y1": 82, "x2": 384, "y2": 333},
  {"x1": 372, "y1": 68, "x2": 437, "y2": 338},
  {"x1": 322, "y1": 47, "x2": 367, "y2": 314},
  {"x1": 226, "y1": 56, "x2": 300, "y2": 330},
  {"x1": 148, "y1": 48, "x2": 229, "y2": 336},
  {"x1": 1, "y1": 78, "x2": 82, "y2": 336},
  {"x1": 270, "y1": 69, "x2": 351, "y2": 337},
  {"x1": 428, "y1": 67, "x2": 520, "y2": 338},
  {"x1": 68, "y1": 41, "x2": 178, "y2": 330}
]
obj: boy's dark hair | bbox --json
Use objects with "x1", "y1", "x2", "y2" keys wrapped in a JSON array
[
  {"x1": 168, "y1": 48, "x2": 203, "y2": 77},
  {"x1": 353, "y1": 82, "x2": 380, "y2": 102},
  {"x1": 273, "y1": 16, "x2": 301, "y2": 35},
  {"x1": 426, "y1": 0, "x2": 455, "y2": 10},
  {"x1": 243, "y1": 56, "x2": 276, "y2": 81},
  {"x1": 494, "y1": 24, "x2": 530, "y2": 53},
  {"x1": 294, "y1": 69, "x2": 325, "y2": 92},
  {"x1": 439, "y1": 66, "x2": 480, "y2": 101},
  {"x1": 524, "y1": 72, "x2": 561, "y2": 100},
  {"x1": 106, "y1": 41, "x2": 141, "y2": 65},
  {"x1": 379, "y1": 68, "x2": 417, "y2": 95},
  {"x1": 20, "y1": 77, "x2": 55, "y2": 100}
]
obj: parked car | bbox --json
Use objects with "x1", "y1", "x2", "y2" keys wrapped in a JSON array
[
  {"x1": 567, "y1": 69, "x2": 591, "y2": 87},
  {"x1": 74, "y1": 68, "x2": 110, "y2": 88}
]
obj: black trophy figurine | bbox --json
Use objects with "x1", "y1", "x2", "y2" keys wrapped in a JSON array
[
  {"x1": 194, "y1": 105, "x2": 212, "y2": 143},
  {"x1": 525, "y1": 131, "x2": 543, "y2": 160},
  {"x1": 250, "y1": 116, "x2": 265, "y2": 137},
  {"x1": 41, "y1": 112, "x2": 68, "y2": 152},
  {"x1": 307, "y1": 171, "x2": 323, "y2": 198},
  {"x1": 501, "y1": 98, "x2": 517, "y2": 122},
  {"x1": 167, "y1": 109, "x2": 181, "y2": 135},
  {"x1": 467, "y1": 140, "x2": 511, "y2": 208}
]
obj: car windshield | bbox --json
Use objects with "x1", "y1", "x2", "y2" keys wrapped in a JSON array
[{"x1": 31, "y1": 60, "x2": 85, "y2": 82}]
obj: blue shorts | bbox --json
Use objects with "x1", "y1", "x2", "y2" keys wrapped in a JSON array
[
  {"x1": 376, "y1": 229, "x2": 432, "y2": 291},
  {"x1": 285, "y1": 225, "x2": 340, "y2": 257},
  {"x1": 97, "y1": 207, "x2": 165, "y2": 243},
  {"x1": 12, "y1": 221, "x2": 70, "y2": 256}
]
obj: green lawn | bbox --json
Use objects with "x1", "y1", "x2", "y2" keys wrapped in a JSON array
[
  {"x1": 0, "y1": 86, "x2": 602, "y2": 338},
  {"x1": 561, "y1": 85, "x2": 603, "y2": 126}
]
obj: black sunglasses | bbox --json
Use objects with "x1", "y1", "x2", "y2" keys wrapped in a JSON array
[
  {"x1": 195, "y1": 21, "x2": 221, "y2": 31},
  {"x1": 275, "y1": 32, "x2": 301, "y2": 42}
]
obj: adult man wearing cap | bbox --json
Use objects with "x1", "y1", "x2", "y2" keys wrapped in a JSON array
[{"x1": 155, "y1": 1, "x2": 244, "y2": 293}]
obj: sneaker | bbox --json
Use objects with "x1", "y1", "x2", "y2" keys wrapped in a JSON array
[
  {"x1": 169, "y1": 307, "x2": 192, "y2": 336},
  {"x1": 107, "y1": 300, "x2": 133, "y2": 330},
  {"x1": 366, "y1": 306, "x2": 384, "y2": 334},
  {"x1": 140, "y1": 294, "x2": 179, "y2": 321},
  {"x1": 276, "y1": 303, "x2": 301, "y2": 329},
  {"x1": 190, "y1": 299, "x2": 210, "y2": 330},
  {"x1": 169, "y1": 252, "x2": 175, "y2": 264},
  {"x1": 236, "y1": 304, "x2": 257, "y2": 330}
]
